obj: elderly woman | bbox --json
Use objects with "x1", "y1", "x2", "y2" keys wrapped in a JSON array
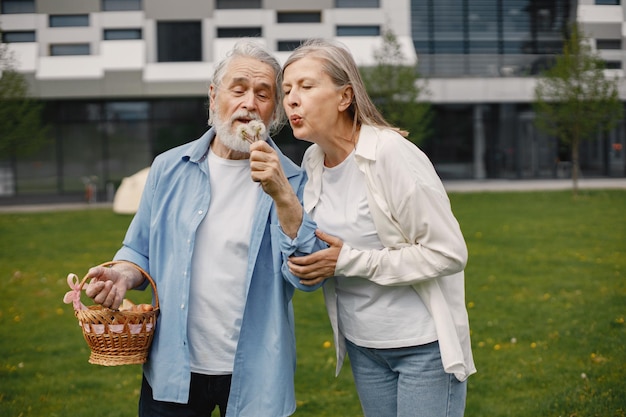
[{"x1": 283, "y1": 39, "x2": 476, "y2": 417}]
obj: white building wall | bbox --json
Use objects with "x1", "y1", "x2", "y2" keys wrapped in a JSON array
[
  {"x1": 428, "y1": 78, "x2": 537, "y2": 104},
  {"x1": 578, "y1": 5, "x2": 623, "y2": 24},
  {"x1": 101, "y1": 40, "x2": 145, "y2": 71},
  {"x1": 0, "y1": 1, "x2": 625, "y2": 102}
]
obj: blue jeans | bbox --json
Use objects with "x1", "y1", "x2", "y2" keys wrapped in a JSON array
[
  {"x1": 139, "y1": 373, "x2": 232, "y2": 417},
  {"x1": 345, "y1": 340, "x2": 467, "y2": 417}
]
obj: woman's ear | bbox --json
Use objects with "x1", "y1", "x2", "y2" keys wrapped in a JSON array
[{"x1": 338, "y1": 85, "x2": 354, "y2": 112}]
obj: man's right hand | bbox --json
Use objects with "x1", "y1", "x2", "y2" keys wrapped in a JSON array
[{"x1": 84, "y1": 263, "x2": 143, "y2": 310}]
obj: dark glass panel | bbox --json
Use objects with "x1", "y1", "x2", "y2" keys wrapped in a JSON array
[
  {"x1": 50, "y1": 44, "x2": 91, "y2": 56},
  {"x1": 157, "y1": 21, "x2": 202, "y2": 62},
  {"x1": 105, "y1": 102, "x2": 149, "y2": 121},
  {"x1": 216, "y1": 27, "x2": 262, "y2": 38},
  {"x1": 335, "y1": 0, "x2": 379, "y2": 7},
  {"x1": 277, "y1": 12, "x2": 321, "y2": 23},
  {"x1": 49, "y1": 14, "x2": 89, "y2": 27},
  {"x1": 215, "y1": 0, "x2": 261, "y2": 9},
  {"x1": 597, "y1": 39, "x2": 622, "y2": 50},
  {"x1": 336, "y1": 25, "x2": 380, "y2": 36},
  {"x1": 1, "y1": 0, "x2": 35, "y2": 14},
  {"x1": 2, "y1": 30, "x2": 35, "y2": 42},
  {"x1": 103, "y1": 29, "x2": 142, "y2": 40},
  {"x1": 101, "y1": 0, "x2": 142, "y2": 11},
  {"x1": 277, "y1": 40, "x2": 303, "y2": 51}
]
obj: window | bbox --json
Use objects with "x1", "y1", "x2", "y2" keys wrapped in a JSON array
[
  {"x1": 411, "y1": 0, "x2": 571, "y2": 60},
  {"x1": 217, "y1": 27, "x2": 262, "y2": 38},
  {"x1": 432, "y1": 0, "x2": 465, "y2": 53},
  {"x1": 597, "y1": 39, "x2": 622, "y2": 50},
  {"x1": 103, "y1": 28, "x2": 142, "y2": 40},
  {"x1": 277, "y1": 40, "x2": 303, "y2": 52},
  {"x1": 595, "y1": 0, "x2": 620, "y2": 4},
  {"x1": 105, "y1": 101, "x2": 149, "y2": 121},
  {"x1": 336, "y1": 25, "x2": 380, "y2": 36},
  {"x1": 2, "y1": 30, "x2": 36, "y2": 42},
  {"x1": 468, "y1": 1, "x2": 498, "y2": 53},
  {"x1": 335, "y1": 0, "x2": 379, "y2": 7},
  {"x1": 101, "y1": 0, "x2": 142, "y2": 11},
  {"x1": 50, "y1": 44, "x2": 91, "y2": 56},
  {"x1": 605, "y1": 60, "x2": 622, "y2": 69},
  {"x1": 277, "y1": 12, "x2": 321, "y2": 23},
  {"x1": 49, "y1": 14, "x2": 89, "y2": 27},
  {"x1": 535, "y1": 40, "x2": 564, "y2": 55},
  {"x1": 157, "y1": 21, "x2": 202, "y2": 62},
  {"x1": 1, "y1": 0, "x2": 35, "y2": 14},
  {"x1": 216, "y1": 0, "x2": 261, "y2": 9}
]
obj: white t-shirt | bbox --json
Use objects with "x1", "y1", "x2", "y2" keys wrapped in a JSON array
[
  {"x1": 188, "y1": 148, "x2": 259, "y2": 374},
  {"x1": 311, "y1": 151, "x2": 437, "y2": 349}
]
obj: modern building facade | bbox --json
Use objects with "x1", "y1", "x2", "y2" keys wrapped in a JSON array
[{"x1": 0, "y1": 0, "x2": 624, "y2": 201}]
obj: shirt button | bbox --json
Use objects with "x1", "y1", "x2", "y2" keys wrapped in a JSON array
[
  {"x1": 180, "y1": 303, "x2": 185, "y2": 309},
  {"x1": 198, "y1": 210, "x2": 203, "y2": 215}
]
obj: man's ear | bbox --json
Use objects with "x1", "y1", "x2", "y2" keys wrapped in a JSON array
[
  {"x1": 338, "y1": 85, "x2": 354, "y2": 112},
  {"x1": 208, "y1": 84, "x2": 217, "y2": 111}
]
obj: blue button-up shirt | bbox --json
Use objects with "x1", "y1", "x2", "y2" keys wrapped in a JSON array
[{"x1": 114, "y1": 128, "x2": 323, "y2": 416}]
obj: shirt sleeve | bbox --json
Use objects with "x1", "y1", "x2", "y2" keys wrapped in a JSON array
[
  {"x1": 335, "y1": 137, "x2": 468, "y2": 286},
  {"x1": 113, "y1": 159, "x2": 157, "y2": 287},
  {"x1": 275, "y1": 170, "x2": 326, "y2": 292}
]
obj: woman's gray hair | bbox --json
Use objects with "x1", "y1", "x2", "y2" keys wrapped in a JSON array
[
  {"x1": 283, "y1": 38, "x2": 407, "y2": 137},
  {"x1": 208, "y1": 39, "x2": 286, "y2": 134}
]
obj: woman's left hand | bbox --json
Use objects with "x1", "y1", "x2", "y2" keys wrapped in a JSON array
[{"x1": 288, "y1": 229, "x2": 343, "y2": 286}]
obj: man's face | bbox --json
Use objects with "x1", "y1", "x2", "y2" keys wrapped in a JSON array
[{"x1": 210, "y1": 56, "x2": 277, "y2": 153}]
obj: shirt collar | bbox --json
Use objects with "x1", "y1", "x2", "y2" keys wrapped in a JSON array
[
  {"x1": 354, "y1": 124, "x2": 379, "y2": 162},
  {"x1": 185, "y1": 128, "x2": 216, "y2": 163},
  {"x1": 304, "y1": 124, "x2": 380, "y2": 171}
]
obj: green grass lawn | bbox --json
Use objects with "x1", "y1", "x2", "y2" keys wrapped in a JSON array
[{"x1": 1, "y1": 189, "x2": 625, "y2": 417}]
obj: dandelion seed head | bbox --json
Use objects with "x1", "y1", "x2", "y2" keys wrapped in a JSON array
[
  {"x1": 237, "y1": 124, "x2": 248, "y2": 141},
  {"x1": 248, "y1": 120, "x2": 266, "y2": 137},
  {"x1": 238, "y1": 120, "x2": 267, "y2": 144}
]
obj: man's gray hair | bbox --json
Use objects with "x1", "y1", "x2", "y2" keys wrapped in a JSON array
[{"x1": 208, "y1": 39, "x2": 286, "y2": 134}]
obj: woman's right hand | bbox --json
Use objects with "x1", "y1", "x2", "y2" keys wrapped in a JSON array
[{"x1": 288, "y1": 229, "x2": 343, "y2": 286}]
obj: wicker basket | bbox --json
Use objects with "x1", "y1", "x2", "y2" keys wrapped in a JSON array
[{"x1": 70, "y1": 261, "x2": 159, "y2": 366}]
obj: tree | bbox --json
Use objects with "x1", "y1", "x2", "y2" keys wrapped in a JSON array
[
  {"x1": 360, "y1": 28, "x2": 433, "y2": 145},
  {"x1": 0, "y1": 31, "x2": 48, "y2": 160},
  {"x1": 533, "y1": 23, "x2": 623, "y2": 194}
]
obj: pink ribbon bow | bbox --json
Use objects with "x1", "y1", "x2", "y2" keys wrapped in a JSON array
[{"x1": 63, "y1": 273, "x2": 87, "y2": 311}]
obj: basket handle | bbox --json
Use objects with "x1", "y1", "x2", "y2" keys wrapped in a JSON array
[{"x1": 78, "y1": 261, "x2": 160, "y2": 310}]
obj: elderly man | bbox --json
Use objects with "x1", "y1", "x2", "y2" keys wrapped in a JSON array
[{"x1": 84, "y1": 40, "x2": 323, "y2": 417}]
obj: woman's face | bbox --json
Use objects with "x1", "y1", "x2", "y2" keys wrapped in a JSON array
[{"x1": 282, "y1": 56, "x2": 345, "y2": 144}]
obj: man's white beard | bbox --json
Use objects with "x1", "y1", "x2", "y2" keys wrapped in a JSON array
[{"x1": 214, "y1": 108, "x2": 264, "y2": 153}]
